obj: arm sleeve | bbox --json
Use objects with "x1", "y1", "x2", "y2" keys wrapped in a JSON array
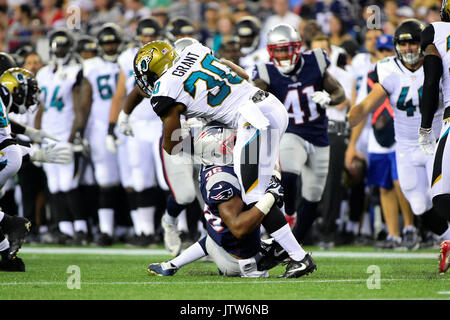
[
  {"x1": 420, "y1": 24, "x2": 435, "y2": 52},
  {"x1": 420, "y1": 54, "x2": 443, "y2": 129}
]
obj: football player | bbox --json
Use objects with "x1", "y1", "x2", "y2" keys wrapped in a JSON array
[
  {"x1": 347, "y1": 19, "x2": 450, "y2": 253},
  {"x1": 35, "y1": 28, "x2": 91, "y2": 244},
  {"x1": 165, "y1": 16, "x2": 196, "y2": 43},
  {"x1": 418, "y1": 0, "x2": 450, "y2": 274},
  {"x1": 83, "y1": 23, "x2": 127, "y2": 246},
  {"x1": 107, "y1": 17, "x2": 166, "y2": 246},
  {"x1": 0, "y1": 66, "x2": 73, "y2": 271},
  {"x1": 148, "y1": 123, "x2": 316, "y2": 278},
  {"x1": 76, "y1": 35, "x2": 99, "y2": 61},
  {"x1": 252, "y1": 24, "x2": 346, "y2": 242}
]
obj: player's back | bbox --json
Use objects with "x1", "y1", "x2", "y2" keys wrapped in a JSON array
[
  {"x1": 200, "y1": 165, "x2": 261, "y2": 259},
  {"x1": 253, "y1": 49, "x2": 330, "y2": 146},
  {"x1": 151, "y1": 43, "x2": 259, "y2": 127},
  {"x1": 430, "y1": 22, "x2": 450, "y2": 108},
  {"x1": 37, "y1": 63, "x2": 82, "y2": 140},
  {"x1": 83, "y1": 56, "x2": 120, "y2": 124},
  {"x1": 375, "y1": 56, "x2": 442, "y2": 146}
]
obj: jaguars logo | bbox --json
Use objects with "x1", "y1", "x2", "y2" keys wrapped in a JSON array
[{"x1": 137, "y1": 48, "x2": 156, "y2": 73}]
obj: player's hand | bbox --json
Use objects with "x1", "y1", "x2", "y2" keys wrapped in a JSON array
[
  {"x1": 32, "y1": 142, "x2": 73, "y2": 164},
  {"x1": 117, "y1": 110, "x2": 134, "y2": 137},
  {"x1": 72, "y1": 130, "x2": 90, "y2": 157},
  {"x1": 265, "y1": 176, "x2": 284, "y2": 208},
  {"x1": 344, "y1": 144, "x2": 364, "y2": 171},
  {"x1": 418, "y1": 127, "x2": 436, "y2": 155},
  {"x1": 311, "y1": 91, "x2": 331, "y2": 109},
  {"x1": 24, "y1": 126, "x2": 59, "y2": 143},
  {"x1": 106, "y1": 123, "x2": 119, "y2": 153}
]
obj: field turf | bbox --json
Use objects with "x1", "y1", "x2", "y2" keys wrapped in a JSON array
[{"x1": 0, "y1": 245, "x2": 449, "y2": 301}]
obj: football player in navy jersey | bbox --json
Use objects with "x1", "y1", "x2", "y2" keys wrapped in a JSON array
[
  {"x1": 252, "y1": 24, "x2": 345, "y2": 242},
  {"x1": 148, "y1": 123, "x2": 317, "y2": 278}
]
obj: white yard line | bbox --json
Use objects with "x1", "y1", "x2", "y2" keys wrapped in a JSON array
[{"x1": 19, "y1": 247, "x2": 439, "y2": 259}]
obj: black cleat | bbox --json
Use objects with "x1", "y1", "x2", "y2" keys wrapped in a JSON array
[
  {"x1": 70, "y1": 232, "x2": 90, "y2": 246},
  {"x1": 0, "y1": 215, "x2": 31, "y2": 259},
  {"x1": 95, "y1": 233, "x2": 114, "y2": 246},
  {"x1": 278, "y1": 253, "x2": 317, "y2": 278},
  {"x1": 0, "y1": 256, "x2": 25, "y2": 272},
  {"x1": 257, "y1": 238, "x2": 289, "y2": 271}
]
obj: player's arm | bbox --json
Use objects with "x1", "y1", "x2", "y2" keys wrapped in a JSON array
[
  {"x1": 160, "y1": 104, "x2": 186, "y2": 154},
  {"x1": 109, "y1": 71, "x2": 127, "y2": 124},
  {"x1": 323, "y1": 70, "x2": 346, "y2": 106},
  {"x1": 419, "y1": 25, "x2": 443, "y2": 130},
  {"x1": 123, "y1": 85, "x2": 146, "y2": 115},
  {"x1": 69, "y1": 76, "x2": 92, "y2": 142},
  {"x1": 344, "y1": 115, "x2": 367, "y2": 170},
  {"x1": 34, "y1": 103, "x2": 43, "y2": 130},
  {"x1": 218, "y1": 196, "x2": 267, "y2": 239},
  {"x1": 347, "y1": 83, "x2": 387, "y2": 128},
  {"x1": 253, "y1": 78, "x2": 269, "y2": 91},
  {"x1": 220, "y1": 58, "x2": 249, "y2": 81}
]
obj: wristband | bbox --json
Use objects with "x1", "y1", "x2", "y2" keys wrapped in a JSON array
[{"x1": 255, "y1": 193, "x2": 275, "y2": 215}]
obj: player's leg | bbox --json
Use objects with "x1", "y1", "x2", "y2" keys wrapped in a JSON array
[
  {"x1": 293, "y1": 144, "x2": 330, "y2": 243},
  {"x1": 233, "y1": 93, "x2": 289, "y2": 206}
]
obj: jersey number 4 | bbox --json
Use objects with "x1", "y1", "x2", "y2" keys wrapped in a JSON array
[
  {"x1": 397, "y1": 86, "x2": 423, "y2": 117},
  {"x1": 183, "y1": 54, "x2": 243, "y2": 107}
]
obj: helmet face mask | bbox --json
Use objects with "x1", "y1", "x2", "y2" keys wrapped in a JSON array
[
  {"x1": 394, "y1": 19, "x2": 424, "y2": 67},
  {"x1": 395, "y1": 41, "x2": 421, "y2": 66},
  {"x1": 137, "y1": 17, "x2": 162, "y2": 45},
  {"x1": 267, "y1": 24, "x2": 302, "y2": 74},
  {"x1": 166, "y1": 17, "x2": 195, "y2": 43},
  {"x1": 49, "y1": 29, "x2": 74, "y2": 65},
  {"x1": 133, "y1": 41, "x2": 178, "y2": 96},
  {"x1": 194, "y1": 125, "x2": 236, "y2": 166},
  {"x1": 0, "y1": 68, "x2": 40, "y2": 114},
  {"x1": 97, "y1": 23, "x2": 122, "y2": 62},
  {"x1": 235, "y1": 17, "x2": 261, "y2": 55}
]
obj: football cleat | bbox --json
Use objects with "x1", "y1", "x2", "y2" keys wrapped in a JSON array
[
  {"x1": 0, "y1": 256, "x2": 25, "y2": 272},
  {"x1": 439, "y1": 240, "x2": 450, "y2": 275},
  {"x1": 257, "y1": 238, "x2": 289, "y2": 271},
  {"x1": 0, "y1": 215, "x2": 31, "y2": 259},
  {"x1": 161, "y1": 217, "x2": 182, "y2": 256},
  {"x1": 278, "y1": 253, "x2": 317, "y2": 278},
  {"x1": 94, "y1": 233, "x2": 113, "y2": 246},
  {"x1": 147, "y1": 261, "x2": 178, "y2": 276},
  {"x1": 402, "y1": 227, "x2": 420, "y2": 251}
]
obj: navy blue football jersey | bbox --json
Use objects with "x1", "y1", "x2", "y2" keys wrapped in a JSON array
[
  {"x1": 252, "y1": 49, "x2": 331, "y2": 146},
  {"x1": 199, "y1": 165, "x2": 261, "y2": 259}
]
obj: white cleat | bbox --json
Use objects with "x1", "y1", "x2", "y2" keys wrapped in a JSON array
[{"x1": 161, "y1": 217, "x2": 182, "y2": 257}]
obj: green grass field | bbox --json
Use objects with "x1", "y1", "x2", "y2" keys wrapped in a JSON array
[{"x1": 1, "y1": 244, "x2": 449, "y2": 300}]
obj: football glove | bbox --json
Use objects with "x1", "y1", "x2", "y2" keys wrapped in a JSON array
[
  {"x1": 24, "y1": 126, "x2": 59, "y2": 143},
  {"x1": 106, "y1": 123, "x2": 119, "y2": 153},
  {"x1": 265, "y1": 175, "x2": 284, "y2": 208},
  {"x1": 72, "y1": 130, "x2": 90, "y2": 157},
  {"x1": 31, "y1": 142, "x2": 73, "y2": 164},
  {"x1": 311, "y1": 91, "x2": 331, "y2": 109},
  {"x1": 117, "y1": 110, "x2": 134, "y2": 137},
  {"x1": 418, "y1": 127, "x2": 436, "y2": 155}
]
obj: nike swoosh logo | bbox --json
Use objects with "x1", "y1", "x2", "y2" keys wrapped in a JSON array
[
  {"x1": 288, "y1": 263, "x2": 307, "y2": 273},
  {"x1": 213, "y1": 185, "x2": 223, "y2": 190},
  {"x1": 153, "y1": 102, "x2": 158, "y2": 107},
  {"x1": 273, "y1": 249, "x2": 285, "y2": 257}
]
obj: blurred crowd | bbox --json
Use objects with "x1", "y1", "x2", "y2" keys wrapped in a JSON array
[{"x1": 0, "y1": 0, "x2": 445, "y2": 250}]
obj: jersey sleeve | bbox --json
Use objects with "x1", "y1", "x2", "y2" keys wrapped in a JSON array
[
  {"x1": 251, "y1": 62, "x2": 271, "y2": 85},
  {"x1": 313, "y1": 48, "x2": 331, "y2": 76},
  {"x1": 150, "y1": 76, "x2": 185, "y2": 117},
  {"x1": 421, "y1": 24, "x2": 435, "y2": 52},
  {"x1": 207, "y1": 180, "x2": 240, "y2": 206},
  {"x1": 371, "y1": 59, "x2": 395, "y2": 95}
]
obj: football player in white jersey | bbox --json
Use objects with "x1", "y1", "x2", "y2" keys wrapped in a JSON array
[
  {"x1": 35, "y1": 28, "x2": 91, "y2": 245},
  {"x1": 107, "y1": 17, "x2": 167, "y2": 246},
  {"x1": 348, "y1": 20, "x2": 450, "y2": 255},
  {"x1": 83, "y1": 23, "x2": 126, "y2": 246},
  {"x1": 0, "y1": 66, "x2": 73, "y2": 271},
  {"x1": 418, "y1": 0, "x2": 450, "y2": 274}
]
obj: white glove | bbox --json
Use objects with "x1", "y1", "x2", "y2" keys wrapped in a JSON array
[
  {"x1": 24, "y1": 126, "x2": 59, "y2": 143},
  {"x1": 117, "y1": 110, "x2": 134, "y2": 136},
  {"x1": 106, "y1": 134, "x2": 118, "y2": 153},
  {"x1": 418, "y1": 127, "x2": 436, "y2": 155},
  {"x1": 31, "y1": 143, "x2": 73, "y2": 164},
  {"x1": 72, "y1": 131, "x2": 90, "y2": 157},
  {"x1": 311, "y1": 91, "x2": 331, "y2": 109}
]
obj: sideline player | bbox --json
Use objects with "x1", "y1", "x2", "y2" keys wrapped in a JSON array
[
  {"x1": 418, "y1": 0, "x2": 450, "y2": 274},
  {"x1": 252, "y1": 24, "x2": 345, "y2": 242}
]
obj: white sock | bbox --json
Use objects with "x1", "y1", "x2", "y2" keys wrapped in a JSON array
[
  {"x1": 138, "y1": 207, "x2": 155, "y2": 236},
  {"x1": 130, "y1": 210, "x2": 142, "y2": 235},
  {"x1": 0, "y1": 211, "x2": 4, "y2": 223},
  {"x1": 177, "y1": 209, "x2": 189, "y2": 233},
  {"x1": 439, "y1": 226, "x2": 450, "y2": 241},
  {"x1": 74, "y1": 220, "x2": 88, "y2": 233},
  {"x1": 98, "y1": 208, "x2": 114, "y2": 236},
  {"x1": 270, "y1": 224, "x2": 306, "y2": 261},
  {"x1": 170, "y1": 241, "x2": 206, "y2": 268},
  {"x1": 59, "y1": 221, "x2": 74, "y2": 237},
  {"x1": 163, "y1": 211, "x2": 177, "y2": 225},
  {"x1": 0, "y1": 238, "x2": 10, "y2": 252}
]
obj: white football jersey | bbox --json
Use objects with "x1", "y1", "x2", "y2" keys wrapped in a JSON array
[
  {"x1": 375, "y1": 56, "x2": 442, "y2": 146},
  {"x1": 151, "y1": 43, "x2": 259, "y2": 127},
  {"x1": 0, "y1": 85, "x2": 12, "y2": 143},
  {"x1": 240, "y1": 47, "x2": 270, "y2": 77},
  {"x1": 83, "y1": 56, "x2": 120, "y2": 124},
  {"x1": 351, "y1": 52, "x2": 376, "y2": 100},
  {"x1": 430, "y1": 22, "x2": 450, "y2": 108},
  {"x1": 117, "y1": 46, "x2": 158, "y2": 122},
  {"x1": 37, "y1": 62, "x2": 82, "y2": 141}
]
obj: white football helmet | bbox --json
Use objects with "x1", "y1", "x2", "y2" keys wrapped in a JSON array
[
  {"x1": 193, "y1": 123, "x2": 236, "y2": 166},
  {"x1": 174, "y1": 37, "x2": 199, "y2": 55},
  {"x1": 267, "y1": 24, "x2": 302, "y2": 74}
]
